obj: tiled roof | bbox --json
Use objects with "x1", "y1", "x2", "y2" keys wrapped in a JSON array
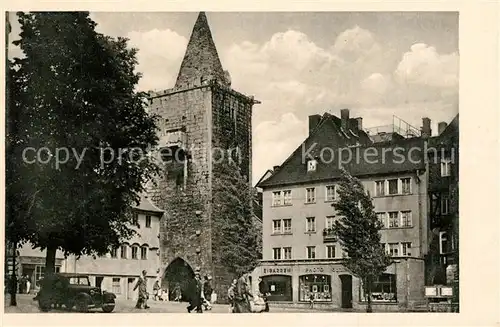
[
  {"x1": 133, "y1": 196, "x2": 164, "y2": 214},
  {"x1": 258, "y1": 114, "x2": 426, "y2": 188}
]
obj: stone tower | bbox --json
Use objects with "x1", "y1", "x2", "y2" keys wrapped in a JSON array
[{"x1": 146, "y1": 12, "x2": 258, "y2": 302}]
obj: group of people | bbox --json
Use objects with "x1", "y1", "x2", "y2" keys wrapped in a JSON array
[
  {"x1": 186, "y1": 268, "x2": 213, "y2": 313},
  {"x1": 227, "y1": 272, "x2": 270, "y2": 313}
]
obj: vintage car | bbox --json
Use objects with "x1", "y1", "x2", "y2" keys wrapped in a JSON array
[{"x1": 34, "y1": 273, "x2": 116, "y2": 313}]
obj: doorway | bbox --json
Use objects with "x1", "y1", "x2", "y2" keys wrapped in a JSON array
[
  {"x1": 127, "y1": 278, "x2": 136, "y2": 300},
  {"x1": 95, "y1": 276, "x2": 104, "y2": 288},
  {"x1": 339, "y1": 274, "x2": 353, "y2": 309},
  {"x1": 162, "y1": 257, "x2": 195, "y2": 302}
]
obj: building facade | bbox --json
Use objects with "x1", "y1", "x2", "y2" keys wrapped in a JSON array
[
  {"x1": 145, "y1": 12, "x2": 258, "y2": 302},
  {"x1": 252, "y1": 110, "x2": 433, "y2": 311},
  {"x1": 65, "y1": 196, "x2": 163, "y2": 301}
]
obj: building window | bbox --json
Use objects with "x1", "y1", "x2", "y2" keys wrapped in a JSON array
[
  {"x1": 112, "y1": 278, "x2": 121, "y2": 294},
  {"x1": 307, "y1": 159, "x2": 317, "y2": 172},
  {"x1": 132, "y1": 246, "x2": 138, "y2": 259},
  {"x1": 439, "y1": 231, "x2": 448, "y2": 254},
  {"x1": 306, "y1": 217, "x2": 316, "y2": 233},
  {"x1": 145, "y1": 215, "x2": 151, "y2": 228},
  {"x1": 401, "y1": 178, "x2": 411, "y2": 194},
  {"x1": 376, "y1": 213, "x2": 386, "y2": 228},
  {"x1": 132, "y1": 213, "x2": 139, "y2": 226},
  {"x1": 272, "y1": 220, "x2": 282, "y2": 234},
  {"x1": 141, "y1": 247, "x2": 148, "y2": 260},
  {"x1": 325, "y1": 216, "x2": 335, "y2": 230},
  {"x1": 402, "y1": 242, "x2": 412, "y2": 256},
  {"x1": 283, "y1": 190, "x2": 292, "y2": 205},
  {"x1": 388, "y1": 212, "x2": 399, "y2": 228},
  {"x1": 273, "y1": 248, "x2": 282, "y2": 260},
  {"x1": 326, "y1": 245, "x2": 336, "y2": 259},
  {"x1": 306, "y1": 246, "x2": 316, "y2": 259},
  {"x1": 401, "y1": 211, "x2": 412, "y2": 227},
  {"x1": 441, "y1": 158, "x2": 451, "y2": 177},
  {"x1": 272, "y1": 191, "x2": 282, "y2": 206},
  {"x1": 299, "y1": 275, "x2": 332, "y2": 302},
  {"x1": 388, "y1": 243, "x2": 399, "y2": 256},
  {"x1": 110, "y1": 247, "x2": 118, "y2": 258},
  {"x1": 305, "y1": 187, "x2": 316, "y2": 203},
  {"x1": 121, "y1": 244, "x2": 128, "y2": 259},
  {"x1": 283, "y1": 219, "x2": 292, "y2": 233},
  {"x1": 283, "y1": 247, "x2": 292, "y2": 259},
  {"x1": 261, "y1": 275, "x2": 292, "y2": 301},
  {"x1": 325, "y1": 185, "x2": 336, "y2": 202},
  {"x1": 388, "y1": 179, "x2": 399, "y2": 195},
  {"x1": 441, "y1": 195, "x2": 449, "y2": 215},
  {"x1": 360, "y1": 273, "x2": 397, "y2": 303},
  {"x1": 375, "y1": 180, "x2": 385, "y2": 196}
]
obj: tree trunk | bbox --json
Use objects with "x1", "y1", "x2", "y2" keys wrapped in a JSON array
[
  {"x1": 365, "y1": 277, "x2": 373, "y2": 313},
  {"x1": 9, "y1": 241, "x2": 17, "y2": 306},
  {"x1": 45, "y1": 245, "x2": 57, "y2": 276}
]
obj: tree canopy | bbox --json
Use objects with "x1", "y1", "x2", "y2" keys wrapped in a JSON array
[
  {"x1": 333, "y1": 168, "x2": 392, "y2": 312},
  {"x1": 6, "y1": 12, "x2": 159, "y2": 272}
]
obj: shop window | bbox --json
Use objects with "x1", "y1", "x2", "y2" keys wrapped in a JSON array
[
  {"x1": 360, "y1": 273, "x2": 397, "y2": 303},
  {"x1": 261, "y1": 275, "x2": 292, "y2": 301},
  {"x1": 299, "y1": 274, "x2": 332, "y2": 302},
  {"x1": 35, "y1": 265, "x2": 45, "y2": 285}
]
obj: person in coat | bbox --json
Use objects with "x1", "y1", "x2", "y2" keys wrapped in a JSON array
[
  {"x1": 227, "y1": 279, "x2": 237, "y2": 313},
  {"x1": 233, "y1": 272, "x2": 253, "y2": 313},
  {"x1": 258, "y1": 277, "x2": 270, "y2": 312},
  {"x1": 133, "y1": 270, "x2": 150, "y2": 309},
  {"x1": 202, "y1": 275, "x2": 213, "y2": 310},
  {"x1": 186, "y1": 271, "x2": 203, "y2": 313},
  {"x1": 152, "y1": 279, "x2": 160, "y2": 301}
]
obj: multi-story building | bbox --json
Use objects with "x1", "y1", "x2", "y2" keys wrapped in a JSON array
[
  {"x1": 252, "y1": 109, "x2": 434, "y2": 311},
  {"x1": 65, "y1": 196, "x2": 163, "y2": 301},
  {"x1": 145, "y1": 12, "x2": 258, "y2": 302}
]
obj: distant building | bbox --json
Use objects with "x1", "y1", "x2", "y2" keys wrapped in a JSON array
[
  {"x1": 65, "y1": 196, "x2": 163, "y2": 301},
  {"x1": 252, "y1": 109, "x2": 435, "y2": 311}
]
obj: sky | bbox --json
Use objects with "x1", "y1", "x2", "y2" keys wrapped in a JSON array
[{"x1": 7, "y1": 12, "x2": 459, "y2": 185}]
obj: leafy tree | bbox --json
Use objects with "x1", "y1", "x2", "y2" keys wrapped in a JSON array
[
  {"x1": 333, "y1": 168, "x2": 392, "y2": 312},
  {"x1": 7, "y1": 12, "x2": 159, "y2": 275},
  {"x1": 212, "y1": 158, "x2": 260, "y2": 278}
]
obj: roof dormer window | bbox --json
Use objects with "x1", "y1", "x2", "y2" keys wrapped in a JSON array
[{"x1": 307, "y1": 159, "x2": 317, "y2": 172}]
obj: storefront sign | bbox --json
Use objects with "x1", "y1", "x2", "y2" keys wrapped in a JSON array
[
  {"x1": 262, "y1": 267, "x2": 292, "y2": 275},
  {"x1": 304, "y1": 267, "x2": 325, "y2": 273}
]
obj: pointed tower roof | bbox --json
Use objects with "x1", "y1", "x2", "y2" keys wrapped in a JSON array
[{"x1": 175, "y1": 12, "x2": 226, "y2": 89}]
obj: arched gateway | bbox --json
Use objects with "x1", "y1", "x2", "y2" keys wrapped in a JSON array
[{"x1": 162, "y1": 257, "x2": 195, "y2": 302}]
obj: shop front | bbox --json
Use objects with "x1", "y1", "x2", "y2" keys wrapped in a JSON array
[{"x1": 20, "y1": 256, "x2": 63, "y2": 290}]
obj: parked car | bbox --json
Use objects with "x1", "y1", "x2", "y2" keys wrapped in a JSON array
[{"x1": 33, "y1": 273, "x2": 116, "y2": 313}]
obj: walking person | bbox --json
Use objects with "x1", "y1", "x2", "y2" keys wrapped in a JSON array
[
  {"x1": 153, "y1": 279, "x2": 160, "y2": 301},
  {"x1": 233, "y1": 272, "x2": 253, "y2": 313},
  {"x1": 227, "y1": 279, "x2": 237, "y2": 313},
  {"x1": 186, "y1": 270, "x2": 203, "y2": 313},
  {"x1": 25, "y1": 275, "x2": 31, "y2": 294},
  {"x1": 202, "y1": 275, "x2": 213, "y2": 310},
  {"x1": 258, "y1": 277, "x2": 270, "y2": 312},
  {"x1": 133, "y1": 270, "x2": 150, "y2": 309}
]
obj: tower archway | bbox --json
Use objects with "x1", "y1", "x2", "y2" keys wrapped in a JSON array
[{"x1": 162, "y1": 257, "x2": 195, "y2": 302}]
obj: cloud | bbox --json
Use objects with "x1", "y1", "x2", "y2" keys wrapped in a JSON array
[
  {"x1": 395, "y1": 43, "x2": 459, "y2": 88},
  {"x1": 126, "y1": 29, "x2": 188, "y2": 92}
]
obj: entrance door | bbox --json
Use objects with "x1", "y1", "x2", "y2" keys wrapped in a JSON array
[
  {"x1": 339, "y1": 275, "x2": 353, "y2": 309},
  {"x1": 95, "y1": 276, "x2": 104, "y2": 288},
  {"x1": 127, "y1": 278, "x2": 136, "y2": 300}
]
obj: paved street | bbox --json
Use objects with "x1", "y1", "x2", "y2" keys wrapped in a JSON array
[{"x1": 4, "y1": 294, "x2": 333, "y2": 314}]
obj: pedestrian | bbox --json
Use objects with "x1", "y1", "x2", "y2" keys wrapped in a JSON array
[
  {"x1": 233, "y1": 272, "x2": 253, "y2": 313},
  {"x1": 153, "y1": 279, "x2": 160, "y2": 301},
  {"x1": 227, "y1": 279, "x2": 237, "y2": 313},
  {"x1": 309, "y1": 293, "x2": 315, "y2": 309},
  {"x1": 174, "y1": 284, "x2": 182, "y2": 301},
  {"x1": 258, "y1": 277, "x2": 270, "y2": 312},
  {"x1": 26, "y1": 275, "x2": 31, "y2": 294},
  {"x1": 133, "y1": 270, "x2": 150, "y2": 309},
  {"x1": 186, "y1": 270, "x2": 203, "y2": 313},
  {"x1": 202, "y1": 275, "x2": 213, "y2": 310}
]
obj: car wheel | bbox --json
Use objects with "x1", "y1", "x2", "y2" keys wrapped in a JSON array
[
  {"x1": 38, "y1": 298, "x2": 51, "y2": 312},
  {"x1": 76, "y1": 297, "x2": 89, "y2": 313},
  {"x1": 102, "y1": 299, "x2": 115, "y2": 313}
]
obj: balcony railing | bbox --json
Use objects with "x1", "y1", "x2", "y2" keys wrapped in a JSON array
[{"x1": 323, "y1": 228, "x2": 337, "y2": 243}]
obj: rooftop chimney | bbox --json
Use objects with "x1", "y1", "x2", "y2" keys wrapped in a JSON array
[
  {"x1": 421, "y1": 117, "x2": 432, "y2": 138},
  {"x1": 438, "y1": 122, "x2": 448, "y2": 135},
  {"x1": 308, "y1": 114, "x2": 322, "y2": 136},
  {"x1": 340, "y1": 109, "x2": 350, "y2": 131}
]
